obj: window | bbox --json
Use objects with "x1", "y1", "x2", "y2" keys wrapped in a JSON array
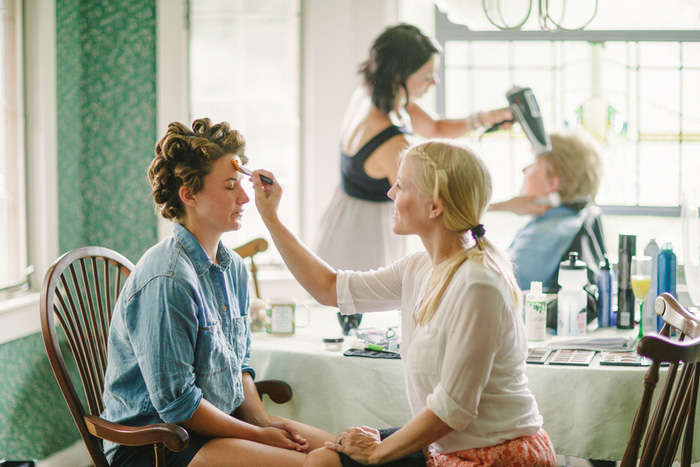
[
  {"x1": 0, "y1": 0, "x2": 27, "y2": 296},
  {"x1": 432, "y1": 9, "x2": 700, "y2": 259},
  {"x1": 189, "y1": 0, "x2": 300, "y2": 263}
]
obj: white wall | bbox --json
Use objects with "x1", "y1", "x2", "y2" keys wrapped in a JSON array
[{"x1": 299, "y1": 0, "x2": 398, "y2": 242}]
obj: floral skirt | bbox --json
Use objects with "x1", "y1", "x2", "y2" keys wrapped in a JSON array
[{"x1": 426, "y1": 429, "x2": 557, "y2": 467}]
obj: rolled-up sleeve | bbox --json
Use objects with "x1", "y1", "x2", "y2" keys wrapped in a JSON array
[
  {"x1": 426, "y1": 282, "x2": 505, "y2": 430},
  {"x1": 124, "y1": 276, "x2": 203, "y2": 424},
  {"x1": 241, "y1": 322, "x2": 255, "y2": 380},
  {"x1": 336, "y1": 255, "x2": 418, "y2": 315}
]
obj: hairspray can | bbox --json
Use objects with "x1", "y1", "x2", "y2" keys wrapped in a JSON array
[
  {"x1": 617, "y1": 234, "x2": 636, "y2": 329},
  {"x1": 657, "y1": 242, "x2": 676, "y2": 332},
  {"x1": 597, "y1": 255, "x2": 613, "y2": 327},
  {"x1": 642, "y1": 238, "x2": 660, "y2": 334}
]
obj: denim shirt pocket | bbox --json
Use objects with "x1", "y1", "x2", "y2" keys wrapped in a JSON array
[{"x1": 194, "y1": 320, "x2": 230, "y2": 377}]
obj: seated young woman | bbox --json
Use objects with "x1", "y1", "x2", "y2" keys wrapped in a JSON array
[
  {"x1": 100, "y1": 118, "x2": 336, "y2": 467},
  {"x1": 250, "y1": 140, "x2": 558, "y2": 466}
]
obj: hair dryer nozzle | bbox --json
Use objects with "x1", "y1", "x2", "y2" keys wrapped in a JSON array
[{"x1": 506, "y1": 86, "x2": 551, "y2": 156}]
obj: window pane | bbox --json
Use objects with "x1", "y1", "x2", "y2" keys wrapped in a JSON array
[
  {"x1": 638, "y1": 141, "x2": 680, "y2": 206},
  {"x1": 639, "y1": 69, "x2": 681, "y2": 135},
  {"x1": 681, "y1": 142, "x2": 700, "y2": 198},
  {"x1": 683, "y1": 42, "x2": 700, "y2": 68},
  {"x1": 190, "y1": 0, "x2": 299, "y2": 263},
  {"x1": 639, "y1": 42, "x2": 680, "y2": 68},
  {"x1": 472, "y1": 41, "x2": 510, "y2": 68},
  {"x1": 682, "y1": 70, "x2": 700, "y2": 135},
  {"x1": 0, "y1": 0, "x2": 26, "y2": 290},
  {"x1": 597, "y1": 142, "x2": 636, "y2": 205},
  {"x1": 442, "y1": 33, "x2": 700, "y2": 212}
]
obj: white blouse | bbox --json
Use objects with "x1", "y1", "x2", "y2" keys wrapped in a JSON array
[{"x1": 337, "y1": 251, "x2": 543, "y2": 454}]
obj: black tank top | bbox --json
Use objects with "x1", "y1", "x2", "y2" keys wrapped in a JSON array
[{"x1": 340, "y1": 125, "x2": 408, "y2": 202}]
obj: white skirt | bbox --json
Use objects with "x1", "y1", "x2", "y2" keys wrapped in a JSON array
[{"x1": 314, "y1": 188, "x2": 404, "y2": 272}]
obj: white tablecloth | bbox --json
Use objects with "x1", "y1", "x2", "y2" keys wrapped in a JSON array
[{"x1": 249, "y1": 303, "x2": 699, "y2": 462}]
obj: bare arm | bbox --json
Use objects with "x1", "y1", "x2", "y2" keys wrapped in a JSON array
[
  {"x1": 489, "y1": 196, "x2": 550, "y2": 216},
  {"x1": 326, "y1": 407, "x2": 453, "y2": 465},
  {"x1": 180, "y1": 373, "x2": 307, "y2": 451},
  {"x1": 406, "y1": 100, "x2": 513, "y2": 139},
  {"x1": 251, "y1": 171, "x2": 338, "y2": 306}
]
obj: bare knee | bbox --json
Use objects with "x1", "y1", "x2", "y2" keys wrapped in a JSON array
[{"x1": 303, "y1": 447, "x2": 342, "y2": 467}]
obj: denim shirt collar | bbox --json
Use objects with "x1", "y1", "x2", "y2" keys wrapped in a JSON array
[{"x1": 173, "y1": 222, "x2": 233, "y2": 275}]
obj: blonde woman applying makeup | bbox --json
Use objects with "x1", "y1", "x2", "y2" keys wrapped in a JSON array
[{"x1": 252, "y1": 140, "x2": 556, "y2": 467}]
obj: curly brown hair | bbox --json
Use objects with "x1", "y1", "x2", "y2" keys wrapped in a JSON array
[{"x1": 148, "y1": 118, "x2": 247, "y2": 220}]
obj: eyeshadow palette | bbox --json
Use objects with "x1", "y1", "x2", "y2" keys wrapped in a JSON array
[
  {"x1": 547, "y1": 349, "x2": 596, "y2": 366},
  {"x1": 600, "y1": 351, "x2": 649, "y2": 366},
  {"x1": 526, "y1": 348, "x2": 553, "y2": 364}
]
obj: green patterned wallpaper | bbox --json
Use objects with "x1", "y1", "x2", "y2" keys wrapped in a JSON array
[
  {"x1": 56, "y1": 0, "x2": 84, "y2": 254},
  {"x1": 0, "y1": 0, "x2": 158, "y2": 460},
  {"x1": 0, "y1": 333, "x2": 83, "y2": 460},
  {"x1": 58, "y1": 0, "x2": 158, "y2": 262}
]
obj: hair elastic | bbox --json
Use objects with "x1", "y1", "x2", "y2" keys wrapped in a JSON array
[{"x1": 472, "y1": 224, "x2": 486, "y2": 239}]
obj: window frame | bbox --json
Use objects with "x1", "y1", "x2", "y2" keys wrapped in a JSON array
[
  {"x1": 0, "y1": 0, "x2": 28, "y2": 294},
  {"x1": 0, "y1": 0, "x2": 58, "y2": 344},
  {"x1": 435, "y1": 8, "x2": 700, "y2": 217}
]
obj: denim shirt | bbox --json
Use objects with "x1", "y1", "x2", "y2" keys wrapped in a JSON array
[
  {"x1": 509, "y1": 205, "x2": 586, "y2": 290},
  {"x1": 101, "y1": 222, "x2": 253, "y2": 461}
]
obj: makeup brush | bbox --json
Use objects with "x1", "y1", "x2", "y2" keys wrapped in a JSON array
[{"x1": 231, "y1": 159, "x2": 274, "y2": 185}]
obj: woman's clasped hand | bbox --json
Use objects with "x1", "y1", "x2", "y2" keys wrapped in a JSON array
[{"x1": 326, "y1": 427, "x2": 383, "y2": 465}]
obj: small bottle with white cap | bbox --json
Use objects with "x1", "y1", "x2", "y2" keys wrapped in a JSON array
[{"x1": 525, "y1": 281, "x2": 547, "y2": 341}]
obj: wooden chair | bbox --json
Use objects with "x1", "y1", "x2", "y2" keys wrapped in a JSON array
[
  {"x1": 233, "y1": 237, "x2": 268, "y2": 299},
  {"x1": 40, "y1": 246, "x2": 291, "y2": 467},
  {"x1": 620, "y1": 293, "x2": 700, "y2": 467}
]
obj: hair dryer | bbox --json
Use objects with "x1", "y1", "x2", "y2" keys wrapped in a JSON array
[{"x1": 506, "y1": 86, "x2": 551, "y2": 156}]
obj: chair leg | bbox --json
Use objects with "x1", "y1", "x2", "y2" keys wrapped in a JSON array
[{"x1": 155, "y1": 443, "x2": 165, "y2": 467}]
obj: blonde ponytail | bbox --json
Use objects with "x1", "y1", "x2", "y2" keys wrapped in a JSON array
[{"x1": 405, "y1": 141, "x2": 522, "y2": 325}]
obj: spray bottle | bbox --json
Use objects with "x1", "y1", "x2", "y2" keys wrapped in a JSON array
[
  {"x1": 657, "y1": 242, "x2": 677, "y2": 332},
  {"x1": 525, "y1": 281, "x2": 547, "y2": 341},
  {"x1": 641, "y1": 238, "x2": 660, "y2": 334},
  {"x1": 597, "y1": 255, "x2": 613, "y2": 327},
  {"x1": 557, "y1": 252, "x2": 588, "y2": 336}
]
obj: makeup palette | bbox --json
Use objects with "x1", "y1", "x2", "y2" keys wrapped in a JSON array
[
  {"x1": 526, "y1": 348, "x2": 553, "y2": 364},
  {"x1": 547, "y1": 349, "x2": 596, "y2": 366},
  {"x1": 600, "y1": 351, "x2": 648, "y2": 366}
]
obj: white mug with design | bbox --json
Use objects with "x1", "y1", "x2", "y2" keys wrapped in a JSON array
[{"x1": 265, "y1": 297, "x2": 310, "y2": 336}]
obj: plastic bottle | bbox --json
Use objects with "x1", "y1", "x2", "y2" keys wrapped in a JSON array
[
  {"x1": 597, "y1": 255, "x2": 613, "y2": 328},
  {"x1": 525, "y1": 281, "x2": 547, "y2": 341},
  {"x1": 641, "y1": 238, "x2": 660, "y2": 334},
  {"x1": 617, "y1": 234, "x2": 637, "y2": 329},
  {"x1": 557, "y1": 252, "x2": 588, "y2": 336},
  {"x1": 657, "y1": 242, "x2": 677, "y2": 332}
]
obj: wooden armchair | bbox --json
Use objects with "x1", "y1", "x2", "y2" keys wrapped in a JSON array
[
  {"x1": 620, "y1": 293, "x2": 700, "y2": 467},
  {"x1": 40, "y1": 247, "x2": 291, "y2": 467},
  {"x1": 233, "y1": 237, "x2": 268, "y2": 299}
]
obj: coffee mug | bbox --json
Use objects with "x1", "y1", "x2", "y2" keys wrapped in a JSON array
[{"x1": 266, "y1": 298, "x2": 310, "y2": 336}]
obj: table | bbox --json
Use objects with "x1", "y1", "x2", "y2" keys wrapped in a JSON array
[{"x1": 249, "y1": 302, "x2": 700, "y2": 462}]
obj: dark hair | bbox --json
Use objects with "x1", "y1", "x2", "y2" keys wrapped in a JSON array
[
  {"x1": 148, "y1": 118, "x2": 247, "y2": 220},
  {"x1": 359, "y1": 23, "x2": 441, "y2": 114}
]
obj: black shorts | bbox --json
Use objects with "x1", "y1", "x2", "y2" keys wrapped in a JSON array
[
  {"x1": 338, "y1": 427, "x2": 427, "y2": 467},
  {"x1": 109, "y1": 431, "x2": 211, "y2": 467}
]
